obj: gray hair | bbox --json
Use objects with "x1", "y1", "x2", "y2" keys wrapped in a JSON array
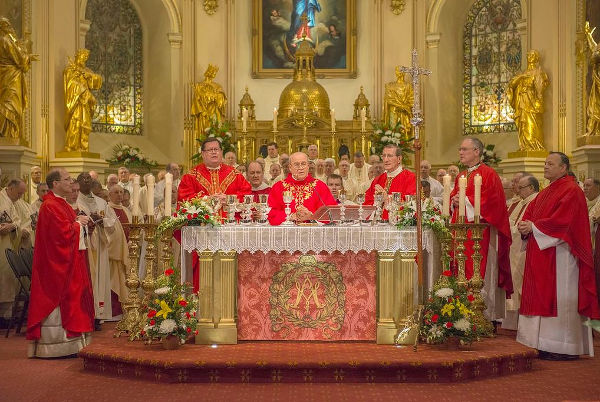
[{"x1": 465, "y1": 137, "x2": 484, "y2": 156}]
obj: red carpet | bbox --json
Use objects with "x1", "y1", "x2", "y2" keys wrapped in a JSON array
[
  {"x1": 80, "y1": 328, "x2": 536, "y2": 383},
  {"x1": 1, "y1": 324, "x2": 600, "y2": 401}
]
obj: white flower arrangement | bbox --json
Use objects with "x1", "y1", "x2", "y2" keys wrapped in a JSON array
[
  {"x1": 159, "y1": 318, "x2": 177, "y2": 334},
  {"x1": 453, "y1": 318, "x2": 472, "y2": 332},
  {"x1": 434, "y1": 287, "x2": 454, "y2": 298},
  {"x1": 154, "y1": 286, "x2": 169, "y2": 295}
]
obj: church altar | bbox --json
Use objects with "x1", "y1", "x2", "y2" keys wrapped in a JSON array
[{"x1": 180, "y1": 226, "x2": 440, "y2": 344}]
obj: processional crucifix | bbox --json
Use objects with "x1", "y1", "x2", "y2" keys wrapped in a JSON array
[{"x1": 400, "y1": 49, "x2": 431, "y2": 297}]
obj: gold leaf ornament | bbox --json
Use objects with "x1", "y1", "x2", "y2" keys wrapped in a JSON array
[{"x1": 204, "y1": 0, "x2": 218, "y2": 15}]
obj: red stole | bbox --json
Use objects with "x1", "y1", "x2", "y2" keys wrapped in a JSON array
[
  {"x1": 364, "y1": 169, "x2": 416, "y2": 219},
  {"x1": 449, "y1": 164, "x2": 513, "y2": 296},
  {"x1": 26, "y1": 192, "x2": 95, "y2": 339},
  {"x1": 268, "y1": 174, "x2": 337, "y2": 225},
  {"x1": 112, "y1": 207, "x2": 130, "y2": 241},
  {"x1": 520, "y1": 175, "x2": 600, "y2": 319}
]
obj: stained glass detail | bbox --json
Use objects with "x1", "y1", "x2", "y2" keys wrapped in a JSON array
[
  {"x1": 463, "y1": 0, "x2": 521, "y2": 135},
  {"x1": 85, "y1": 0, "x2": 143, "y2": 135}
]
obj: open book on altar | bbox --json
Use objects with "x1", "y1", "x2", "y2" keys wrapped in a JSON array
[{"x1": 312, "y1": 204, "x2": 377, "y2": 221}]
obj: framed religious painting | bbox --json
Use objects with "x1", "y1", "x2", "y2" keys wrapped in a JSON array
[{"x1": 252, "y1": 0, "x2": 357, "y2": 79}]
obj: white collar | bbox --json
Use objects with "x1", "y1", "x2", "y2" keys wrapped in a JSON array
[
  {"x1": 252, "y1": 183, "x2": 270, "y2": 191},
  {"x1": 206, "y1": 164, "x2": 221, "y2": 171},
  {"x1": 386, "y1": 165, "x2": 403, "y2": 178},
  {"x1": 522, "y1": 192, "x2": 537, "y2": 204},
  {"x1": 467, "y1": 162, "x2": 481, "y2": 173}
]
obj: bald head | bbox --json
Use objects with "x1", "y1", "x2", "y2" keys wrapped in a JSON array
[
  {"x1": 420, "y1": 160, "x2": 432, "y2": 178},
  {"x1": 290, "y1": 152, "x2": 309, "y2": 181},
  {"x1": 246, "y1": 161, "x2": 264, "y2": 187},
  {"x1": 6, "y1": 179, "x2": 26, "y2": 202},
  {"x1": 108, "y1": 184, "x2": 124, "y2": 205}
]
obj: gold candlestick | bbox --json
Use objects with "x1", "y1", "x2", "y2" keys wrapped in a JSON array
[
  {"x1": 469, "y1": 220, "x2": 494, "y2": 337},
  {"x1": 114, "y1": 215, "x2": 143, "y2": 339}
]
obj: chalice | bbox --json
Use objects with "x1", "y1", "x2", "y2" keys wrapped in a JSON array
[
  {"x1": 282, "y1": 191, "x2": 294, "y2": 226},
  {"x1": 226, "y1": 194, "x2": 237, "y2": 225},
  {"x1": 356, "y1": 193, "x2": 366, "y2": 225}
]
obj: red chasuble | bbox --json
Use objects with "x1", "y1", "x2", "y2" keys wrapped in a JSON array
[
  {"x1": 449, "y1": 164, "x2": 513, "y2": 296},
  {"x1": 26, "y1": 191, "x2": 95, "y2": 340},
  {"x1": 364, "y1": 168, "x2": 416, "y2": 219},
  {"x1": 268, "y1": 174, "x2": 337, "y2": 225},
  {"x1": 178, "y1": 163, "x2": 251, "y2": 203},
  {"x1": 251, "y1": 186, "x2": 271, "y2": 202},
  {"x1": 520, "y1": 175, "x2": 600, "y2": 319}
]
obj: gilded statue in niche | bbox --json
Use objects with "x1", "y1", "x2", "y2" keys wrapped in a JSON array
[
  {"x1": 383, "y1": 67, "x2": 414, "y2": 135},
  {"x1": 585, "y1": 21, "x2": 600, "y2": 137},
  {"x1": 191, "y1": 64, "x2": 227, "y2": 135},
  {"x1": 63, "y1": 49, "x2": 103, "y2": 152},
  {"x1": 506, "y1": 50, "x2": 549, "y2": 151},
  {"x1": 0, "y1": 17, "x2": 36, "y2": 140}
]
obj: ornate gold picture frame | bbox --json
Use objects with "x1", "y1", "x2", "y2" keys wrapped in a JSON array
[{"x1": 252, "y1": 0, "x2": 356, "y2": 79}]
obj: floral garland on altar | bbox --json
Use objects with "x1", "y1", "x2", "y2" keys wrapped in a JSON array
[
  {"x1": 394, "y1": 198, "x2": 449, "y2": 239},
  {"x1": 141, "y1": 267, "x2": 199, "y2": 344},
  {"x1": 192, "y1": 118, "x2": 234, "y2": 162},
  {"x1": 370, "y1": 120, "x2": 414, "y2": 158},
  {"x1": 157, "y1": 196, "x2": 220, "y2": 236},
  {"x1": 107, "y1": 143, "x2": 158, "y2": 170},
  {"x1": 420, "y1": 270, "x2": 480, "y2": 345}
]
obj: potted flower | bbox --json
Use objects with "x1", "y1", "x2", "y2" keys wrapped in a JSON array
[
  {"x1": 141, "y1": 267, "x2": 199, "y2": 349},
  {"x1": 421, "y1": 270, "x2": 480, "y2": 347},
  {"x1": 395, "y1": 198, "x2": 450, "y2": 240},
  {"x1": 370, "y1": 120, "x2": 414, "y2": 159}
]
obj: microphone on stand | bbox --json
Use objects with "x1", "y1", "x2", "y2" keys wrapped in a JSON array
[{"x1": 315, "y1": 187, "x2": 334, "y2": 225}]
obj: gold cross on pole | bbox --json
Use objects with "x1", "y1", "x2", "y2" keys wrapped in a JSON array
[{"x1": 399, "y1": 49, "x2": 431, "y2": 140}]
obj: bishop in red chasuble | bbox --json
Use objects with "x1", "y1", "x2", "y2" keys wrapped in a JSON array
[
  {"x1": 177, "y1": 138, "x2": 251, "y2": 291},
  {"x1": 364, "y1": 144, "x2": 416, "y2": 220},
  {"x1": 268, "y1": 152, "x2": 336, "y2": 225},
  {"x1": 27, "y1": 168, "x2": 95, "y2": 357},
  {"x1": 449, "y1": 138, "x2": 513, "y2": 321}
]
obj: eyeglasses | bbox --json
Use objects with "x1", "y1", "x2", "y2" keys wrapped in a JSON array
[
  {"x1": 518, "y1": 184, "x2": 532, "y2": 190},
  {"x1": 291, "y1": 162, "x2": 308, "y2": 168},
  {"x1": 203, "y1": 148, "x2": 221, "y2": 153},
  {"x1": 458, "y1": 147, "x2": 475, "y2": 152}
]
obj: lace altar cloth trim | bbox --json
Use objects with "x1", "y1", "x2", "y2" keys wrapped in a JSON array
[{"x1": 181, "y1": 226, "x2": 432, "y2": 254}]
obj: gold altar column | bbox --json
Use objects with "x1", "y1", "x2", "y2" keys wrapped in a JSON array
[
  {"x1": 376, "y1": 250, "x2": 417, "y2": 344},
  {"x1": 195, "y1": 250, "x2": 238, "y2": 344}
]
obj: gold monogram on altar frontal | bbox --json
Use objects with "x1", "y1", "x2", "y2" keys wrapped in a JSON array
[{"x1": 269, "y1": 255, "x2": 345, "y2": 338}]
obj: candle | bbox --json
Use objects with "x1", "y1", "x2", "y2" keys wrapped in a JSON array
[
  {"x1": 442, "y1": 174, "x2": 451, "y2": 216},
  {"x1": 164, "y1": 172, "x2": 173, "y2": 218},
  {"x1": 146, "y1": 174, "x2": 155, "y2": 216},
  {"x1": 458, "y1": 176, "x2": 467, "y2": 217},
  {"x1": 331, "y1": 108, "x2": 336, "y2": 132},
  {"x1": 242, "y1": 107, "x2": 248, "y2": 132},
  {"x1": 474, "y1": 174, "x2": 482, "y2": 218},
  {"x1": 273, "y1": 107, "x2": 278, "y2": 131},
  {"x1": 132, "y1": 175, "x2": 140, "y2": 216},
  {"x1": 360, "y1": 107, "x2": 366, "y2": 132}
]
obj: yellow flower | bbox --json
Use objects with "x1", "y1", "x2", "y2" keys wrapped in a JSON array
[
  {"x1": 441, "y1": 303, "x2": 455, "y2": 317},
  {"x1": 456, "y1": 300, "x2": 473, "y2": 316},
  {"x1": 157, "y1": 300, "x2": 173, "y2": 319}
]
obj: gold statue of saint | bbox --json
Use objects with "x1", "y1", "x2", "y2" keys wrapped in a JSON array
[
  {"x1": 506, "y1": 50, "x2": 549, "y2": 151},
  {"x1": 585, "y1": 21, "x2": 600, "y2": 136},
  {"x1": 191, "y1": 64, "x2": 227, "y2": 135},
  {"x1": 383, "y1": 67, "x2": 414, "y2": 134},
  {"x1": 63, "y1": 49, "x2": 102, "y2": 152},
  {"x1": 0, "y1": 18, "x2": 36, "y2": 140}
]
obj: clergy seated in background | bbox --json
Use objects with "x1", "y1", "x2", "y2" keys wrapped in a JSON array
[
  {"x1": 117, "y1": 166, "x2": 132, "y2": 193},
  {"x1": 447, "y1": 164, "x2": 459, "y2": 189},
  {"x1": 420, "y1": 160, "x2": 444, "y2": 203},
  {"x1": 268, "y1": 152, "x2": 336, "y2": 225},
  {"x1": 449, "y1": 137, "x2": 513, "y2": 322},
  {"x1": 337, "y1": 160, "x2": 357, "y2": 201},
  {"x1": 315, "y1": 159, "x2": 326, "y2": 182},
  {"x1": 364, "y1": 144, "x2": 416, "y2": 220},
  {"x1": 247, "y1": 161, "x2": 271, "y2": 201},
  {"x1": 105, "y1": 173, "x2": 118, "y2": 190},
  {"x1": 0, "y1": 179, "x2": 32, "y2": 322},
  {"x1": 349, "y1": 151, "x2": 370, "y2": 187},
  {"x1": 502, "y1": 174, "x2": 538, "y2": 331},
  {"x1": 507, "y1": 172, "x2": 526, "y2": 213},
  {"x1": 29, "y1": 166, "x2": 42, "y2": 203},
  {"x1": 327, "y1": 174, "x2": 355, "y2": 205},
  {"x1": 30, "y1": 182, "x2": 49, "y2": 244},
  {"x1": 267, "y1": 163, "x2": 283, "y2": 186},
  {"x1": 421, "y1": 180, "x2": 440, "y2": 209},
  {"x1": 178, "y1": 137, "x2": 251, "y2": 291},
  {"x1": 517, "y1": 152, "x2": 600, "y2": 360},
  {"x1": 307, "y1": 144, "x2": 319, "y2": 163},
  {"x1": 224, "y1": 151, "x2": 238, "y2": 167},
  {"x1": 106, "y1": 185, "x2": 130, "y2": 319},
  {"x1": 501, "y1": 177, "x2": 514, "y2": 206},
  {"x1": 27, "y1": 168, "x2": 94, "y2": 358},
  {"x1": 76, "y1": 173, "x2": 116, "y2": 325},
  {"x1": 436, "y1": 168, "x2": 447, "y2": 184},
  {"x1": 264, "y1": 142, "x2": 280, "y2": 174},
  {"x1": 323, "y1": 158, "x2": 336, "y2": 180}
]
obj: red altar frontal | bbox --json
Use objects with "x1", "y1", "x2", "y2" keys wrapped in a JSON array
[{"x1": 181, "y1": 226, "x2": 439, "y2": 344}]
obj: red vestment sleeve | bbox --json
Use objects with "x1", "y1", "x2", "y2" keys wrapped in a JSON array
[
  {"x1": 520, "y1": 176, "x2": 600, "y2": 319},
  {"x1": 27, "y1": 192, "x2": 94, "y2": 339},
  {"x1": 267, "y1": 181, "x2": 287, "y2": 225},
  {"x1": 177, "y1": 173, "x2": 201, "y2": 202}
]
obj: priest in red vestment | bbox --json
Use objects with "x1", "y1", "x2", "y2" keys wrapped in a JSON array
[
  {"x1": 27, "y1": 168, "x2": 95, "y2": 358},
  {"x1": 178, "y1": 138, "x2": 252, "y2": 205},
  {"x1": 177, "y1": 138, "x2": 251, "y2": 291},
  {"x1": 364, "y1": 144, "x2": 416, "y2": 219},
  {"x1": 268, "y1": 152, "x2": 336, "y2": 225},
  {"x1": 517, "y1": 152, "x2": 600, "y2": 360},
  {"x1": 449, "y1": 137, "x2": 513, "y2": 321}
]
